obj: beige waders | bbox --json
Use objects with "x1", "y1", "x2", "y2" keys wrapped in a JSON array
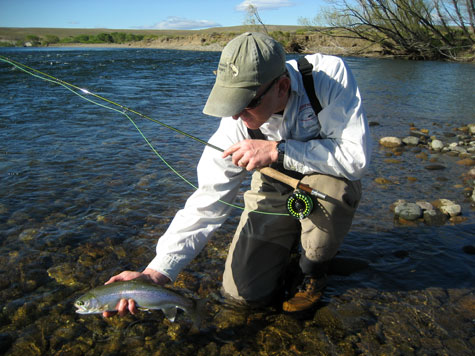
[{"x1": 221, "y1": 170, "x2": 362, "y2": 304}]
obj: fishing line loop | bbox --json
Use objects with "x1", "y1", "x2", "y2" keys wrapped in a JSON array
[{"x1": 0, "y1": 55, "x2": 289, "y2": 217}]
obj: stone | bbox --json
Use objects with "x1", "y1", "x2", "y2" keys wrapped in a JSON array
[
  {"x1": 440, "y1": 204, "x2": 462, "y2": 217},
  {"x1": 423, "y1": 209, "x2": 447, "y2": 226},
  {"x1": 430, "y1": 139, "x2": 444, "y2": 151},
  {"x1": 402, "y1": 136, "x2": 419, "y2": 146},
  {"x1": 416, "y1": 201, "x2": 434, "y2": 211},
  {"x1": 379, "y1": 137, "x2": 402, "y2": 148},
  {"x1": 374, "y1": 177, "x2": 392, "y2": 185},
  {"x1": 394, "y1": 203, "x2": 422, "y2": 220},
  {"x1": 424, "y1": 164, "x2": 446, "y2": 170},
  {"x1": 456, "y1": 158, "x2": 475, "y2": 166}
]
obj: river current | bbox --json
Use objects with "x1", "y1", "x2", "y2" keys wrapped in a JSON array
[{"x1": 0, "y1": 48, "x2": 474, "y2": 355}]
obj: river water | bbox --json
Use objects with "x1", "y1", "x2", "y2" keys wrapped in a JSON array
[{"x1": 0, "y1": 48, "x2": 474, "y2": 355}]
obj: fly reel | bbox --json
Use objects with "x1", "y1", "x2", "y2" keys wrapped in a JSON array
[{"x1": 286, "y1": 190, "x2": 314, "y2": 219}]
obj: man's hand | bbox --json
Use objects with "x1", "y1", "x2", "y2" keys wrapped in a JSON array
[
  {"x1": 223, "y1": 139, "x2": 279, "y2": 171},
  {"x1": 102, "y1": 268, "x2": 170, "y2": 318}
]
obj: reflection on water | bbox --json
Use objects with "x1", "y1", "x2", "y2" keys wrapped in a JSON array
[{"x1": 0, "y1": 48, "x2": 474, "y2": 354}]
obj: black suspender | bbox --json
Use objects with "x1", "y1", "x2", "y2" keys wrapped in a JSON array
[
  {"x1": 297, "y1": 56, "x2": 323, "y2": 116},
  {"x1": 247, "y1": 56, "x2": 322, "y2": 139}
]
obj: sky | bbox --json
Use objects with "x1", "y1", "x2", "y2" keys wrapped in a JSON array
[{"x1": 0, "y1": 0, "x2": 325, "y2": 30}]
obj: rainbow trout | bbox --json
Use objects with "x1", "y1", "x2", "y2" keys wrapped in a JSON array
[{"x1": 74, "y1": 280, "x2": 205, "y2": 327}]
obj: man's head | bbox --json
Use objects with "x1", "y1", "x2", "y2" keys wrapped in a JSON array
[{"x1": 203, "y1": 32, "x2": 288, "y2": 121}]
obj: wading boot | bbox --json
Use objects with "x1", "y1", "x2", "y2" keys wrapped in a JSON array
[{"x1": 282, "y1": 275, "x2": 327, "y2": 313}]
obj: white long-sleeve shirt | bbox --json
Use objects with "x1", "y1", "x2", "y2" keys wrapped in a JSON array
[{"x1": 147, "y1": 53, "x2": 372, "y2": 281}]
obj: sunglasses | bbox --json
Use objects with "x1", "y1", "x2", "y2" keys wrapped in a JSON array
[{"x1": 245, "y1": 75, "x2": 281, "y2": 110}]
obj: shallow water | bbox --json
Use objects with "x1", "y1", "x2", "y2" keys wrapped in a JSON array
[{"x1": 0, "y1": 48, "x2": 474, "y2": 355}]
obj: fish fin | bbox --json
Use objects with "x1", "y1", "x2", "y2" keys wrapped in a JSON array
[{"x1": 163, "y1": 307, "x2": 177, "y2": 322}]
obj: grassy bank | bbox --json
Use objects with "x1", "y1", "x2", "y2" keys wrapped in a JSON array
[{"x1": 0, "y1": 26, "x2": 382, "y2": 57}]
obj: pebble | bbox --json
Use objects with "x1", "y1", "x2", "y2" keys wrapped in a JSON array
[
  {"x1": 379, "y1": 137, "x2": 402, "y2": 148},
  {"x1": 392, "y1": 198, "x2": 463, "y2": 225},
  {"x1": 394, "y1": 202, "x2": 422, "y2": 220},
  {"x1": 430, "y1": 139, "x2": 444, "y2": 151},
  {"x1": 402, "y1": 136, "x2": 419, "y2": 146}
]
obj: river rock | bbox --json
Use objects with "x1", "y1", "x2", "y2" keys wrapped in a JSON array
[
  {"x1": 394, "y1": 202, "x2": 422, "y2": 220},
  {"x1": 402, "y1": 136, "x2": 419, "y2": 146},
  {"x1": 379, "y1": 137, "x2": 402, "y2": 148},
  {"x1": 440, "y1": 204, "x2": 462, "y2": 217},
  {"x1": 416, "y1": 201, "x2": 434, "y2": 211},
  {"x1": 456, "y1": 158, "x2": 475, "y2": 166},
  {"x1": 430, "y1": 139, "x2": 444, "y2": 151},
  {"x1": 432, "y1": 199, "x2": 462, "y2": 217},
  {"x1": 423, "y1": 209, "x2": 447, "y2": 226},
  {"x1": 468, "y1": 123, "x2": 475, "y2": 134},
  {"x1": 409, "y1": 129, "x2": 430, "y2": 139},
  {"x1": 424, "y1": 164, "x2": 446, "y2": 170}
]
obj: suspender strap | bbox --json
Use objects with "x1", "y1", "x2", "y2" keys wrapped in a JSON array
[
  {"x1": 248, "y1": 128, "x2": 266, "y2": 140},
  {"x1": 297, "y1": 56, "x2": 323, "y2": 115}
]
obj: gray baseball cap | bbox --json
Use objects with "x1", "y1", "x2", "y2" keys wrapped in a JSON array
[{"x1": 203, "y1": 32, "x2": 286, "y2": 118}]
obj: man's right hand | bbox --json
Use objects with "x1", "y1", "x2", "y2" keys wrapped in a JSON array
[{"x1": 102, "y1": 268, "x2": 170, "y2": 318}]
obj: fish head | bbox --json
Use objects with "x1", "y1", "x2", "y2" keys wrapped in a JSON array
[{"x1": 74, "y1": 292, "x2": 101, "y2": 314}]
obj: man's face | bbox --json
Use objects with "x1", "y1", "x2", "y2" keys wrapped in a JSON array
[{"x1": 232, "y1": 76, "x2": 286, "y2": 130}]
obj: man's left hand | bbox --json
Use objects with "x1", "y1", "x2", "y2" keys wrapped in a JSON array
[{"x1": 223, "y1": 139, "x2": 279, "y2": 171}]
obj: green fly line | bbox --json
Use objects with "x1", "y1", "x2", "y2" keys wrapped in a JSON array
[{"x1": 0, "y1": 55, "x2": 289, "y2": 217}]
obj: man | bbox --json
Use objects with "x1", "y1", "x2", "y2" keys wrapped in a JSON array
[{"x1": 104, "y1": 32, "x2": 371, "y2": 316}]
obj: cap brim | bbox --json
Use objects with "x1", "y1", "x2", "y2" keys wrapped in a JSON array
[{"x1": 203, "y1": 83, "x2": 258, "y2": 118}]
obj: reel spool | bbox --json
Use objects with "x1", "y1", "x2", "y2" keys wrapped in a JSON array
[{"x1": 286, "y1": 190, "x2": 314, "y2": 219}]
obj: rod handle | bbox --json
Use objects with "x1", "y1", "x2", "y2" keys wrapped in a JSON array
[{"x1": 258, "y1": 167, "x2": 300, "y2": 189}]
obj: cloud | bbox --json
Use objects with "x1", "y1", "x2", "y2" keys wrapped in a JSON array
[
  {"x1": 151, "y1": 16, "x2": 221, "y2": 30},
  {"x1": 235, "y1": 0, "x2": 295, "y2": 11}
]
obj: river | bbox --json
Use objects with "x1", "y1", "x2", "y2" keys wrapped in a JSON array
[{"x1": 0, "y1": 48, "x2": 474, "y2": 355}]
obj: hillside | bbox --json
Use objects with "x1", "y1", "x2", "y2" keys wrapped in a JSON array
[{"x1": 0, "y1": 26, "x2": 381, "y2": 57}]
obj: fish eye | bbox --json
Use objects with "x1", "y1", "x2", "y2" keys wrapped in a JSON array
[{"x1": 76, "y1": 300, "x2": 84, "y2": 306}]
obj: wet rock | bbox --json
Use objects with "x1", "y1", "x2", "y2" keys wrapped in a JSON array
[
  {"x1": 402, "y1": 136, "x2": 420, "y2": 146},
  {"x1": 423, "y1": 209, "x2": 448, "y2": 226},
  {"x1": 456, "y1": 158, "x2": 475, "y2": 166},
  {"x1": 432, "y1": 199, "x2": 462, "y2": 217},
  {"x1": 379, "y1": 137, "x2": 402, "y2": 148},
  {"x1": 410, "y1": 129, "x2": 430, "y2": 139},
  {"x1": 47, "y1": 263, "x2": 83, "y2": 287},
  {"x1": 425, "y1": 164, "x2": 446, "y2": 170},
  {"x1": 441, "y1": 204, "x2": 462, "y2": 217},
  {"x1": 416, "y1": 201, "x2": 434, "y2": 212},
  {"x1": 18, "y1": 228, "x2": 40, "y2": 242},
  {"x1": 394, "y1": 202, "x2": 422, "y2": 220},
  {"x1": 374, "y1": 177, "x2": 392, "y2": 185},
  {"x1": 430, "y1": 139, "x2": 444, "y2": 151}
]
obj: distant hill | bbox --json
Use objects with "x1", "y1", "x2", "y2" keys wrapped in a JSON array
[
  {"x1": 0, "y1": 25, "x2": 306, "y2": 40},
  {"x1": 0, "y1": 25, "x2": 381, "y2": 58}
]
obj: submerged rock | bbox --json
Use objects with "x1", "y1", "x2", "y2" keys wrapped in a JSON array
[{"x1": 394, "y1": 202, "x2": 422, "y2": 220}]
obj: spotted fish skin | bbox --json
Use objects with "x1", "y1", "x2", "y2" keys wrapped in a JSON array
[{"x1": 74, "y1": 280, "x2": 205, "y2": 326}]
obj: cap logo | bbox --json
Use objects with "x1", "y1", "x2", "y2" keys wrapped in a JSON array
[{"x1": 229, "y1": 63, "x2": 239, "y2": 77}]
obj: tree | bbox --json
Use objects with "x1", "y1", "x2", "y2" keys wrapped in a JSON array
[
  {"x1": 300, "y1": 0, "x2": 474, "y2": 60},
  {"x1": 243, "y1": 4, "x2": 269, "y2": 34}
]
